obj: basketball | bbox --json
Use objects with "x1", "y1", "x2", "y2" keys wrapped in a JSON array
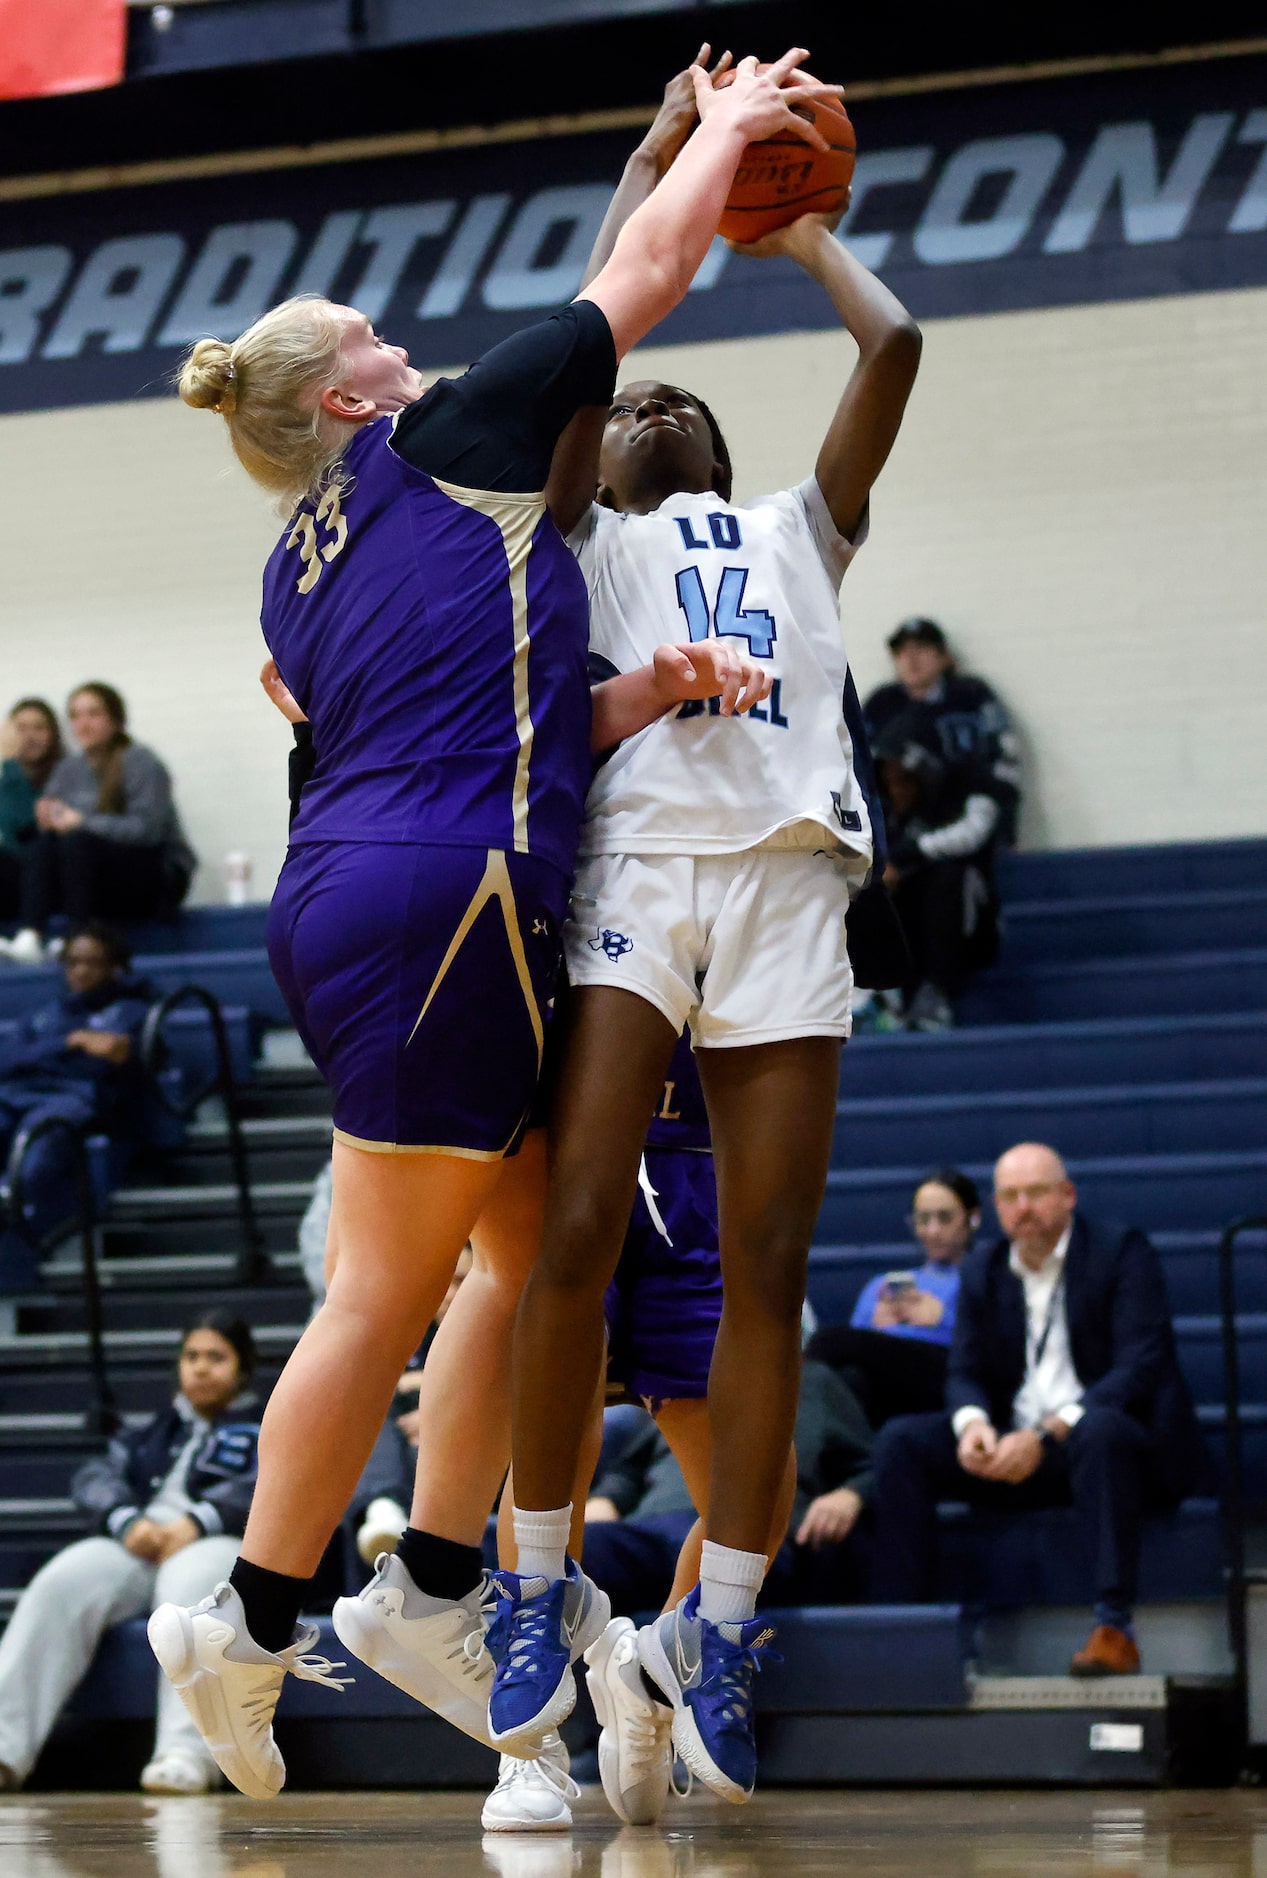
[{"x1": 717, "y1": 91, "x2": 855, "y2": 243}]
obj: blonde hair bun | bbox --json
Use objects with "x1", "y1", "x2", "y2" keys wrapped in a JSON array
[
  {"x1": 179, "y1": 338, "x2": 238, "y2": 415},
  {"x1": 176, "y1": 296, "x2": 347, "y2": 507}
]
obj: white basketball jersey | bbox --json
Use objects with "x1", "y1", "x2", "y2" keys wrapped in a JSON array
[{"x1": 569, "y1": 475, "x2": 874, "y2": 873}]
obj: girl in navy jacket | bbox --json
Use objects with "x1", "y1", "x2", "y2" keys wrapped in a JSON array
[{"x1": 0, "y1": 1311, "x2": 259, "y2": 1794}]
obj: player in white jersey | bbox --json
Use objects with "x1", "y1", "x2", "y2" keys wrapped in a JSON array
[{"x1": 487, "y1": 193, "x2": 921, "y2": 1800}]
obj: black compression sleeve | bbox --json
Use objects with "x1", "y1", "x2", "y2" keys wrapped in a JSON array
[
  {"x1": 391, "y1": 301, "x2": 616, "y2": 494},
  {"x1": 288, "y1": 723, "x2": 315, "y2": 827}
]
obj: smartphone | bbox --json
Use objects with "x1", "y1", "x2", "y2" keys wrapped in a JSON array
[{"x1": 882, "y1": 1271, "x2": 918, "y2": 1298}]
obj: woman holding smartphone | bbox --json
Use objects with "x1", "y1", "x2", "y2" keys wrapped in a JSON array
[{"x1": 808, "y1": 1167, "x2": 981, "y2": 1428}]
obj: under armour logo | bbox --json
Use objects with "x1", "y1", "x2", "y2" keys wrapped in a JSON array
[
  {"x1": 589, "y1": 928, "x2": 634, "y2": 962},
  {"x1": 531, "y1": 918, "x2": 549, "y2": 936}
]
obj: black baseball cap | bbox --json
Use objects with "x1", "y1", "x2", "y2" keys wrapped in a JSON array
[{"x1": 887, "y1": 617, "x2": 949, "y2": 654}]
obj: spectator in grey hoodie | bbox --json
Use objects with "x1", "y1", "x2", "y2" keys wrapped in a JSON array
[
  {"x1": 0, "y1": 1311, "x2": 259, "y2": 1795},
  {"x1": 1, "y1": 684, "x2": 196, "y2": 963}
]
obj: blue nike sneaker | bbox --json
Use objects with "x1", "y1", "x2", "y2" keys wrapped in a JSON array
[
  {"x1": 486, "y1": 1558, "x2": 610, "y2": 1753},
  {"x1": 636, "y1": 1585, "x2": 779, "y2": 1803}
]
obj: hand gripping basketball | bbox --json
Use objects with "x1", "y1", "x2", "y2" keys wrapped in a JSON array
[
  {"x1": 709, "y1": 53, "x2": 856, "y2": 244},
  {"x1": 692, "y1": 49, "x2": 842, "y2": 154}
]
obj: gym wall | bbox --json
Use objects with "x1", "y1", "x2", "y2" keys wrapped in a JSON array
[{"x1": 4, "y1": 277, "x2": 1263, "y2": 902}]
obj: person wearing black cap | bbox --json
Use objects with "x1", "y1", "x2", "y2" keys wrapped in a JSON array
[
  {"x1": 864, "y1": 619, "x2": 1021, "y2": 848},
  {"x1": 872, "y1": 709, "x2": 1003, "y2": 1029}
]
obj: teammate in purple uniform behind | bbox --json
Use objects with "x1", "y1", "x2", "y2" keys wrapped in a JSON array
[
  {"x1": 147, "y1": 51, "x2": 839, "y2": 1805},
  {"x1": 584, "y1": 1032, "x2": 793, "y2": 1829}
]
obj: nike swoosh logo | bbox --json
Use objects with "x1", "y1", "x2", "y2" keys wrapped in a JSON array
[{"x1": 673, "y1": 1616, "x2": 699, "y2": 1689}]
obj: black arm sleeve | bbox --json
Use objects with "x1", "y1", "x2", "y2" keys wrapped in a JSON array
[
  {"x1": 288, "y1": 723, "x2": 315, "y2": 828},
  {"x1": 391, "y1": 302, "x2": 617, "y2": 494}
]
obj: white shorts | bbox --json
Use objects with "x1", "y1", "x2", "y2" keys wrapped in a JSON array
[{"x1": 563, "y1": 846, "x2": 855, "y2": 1048}]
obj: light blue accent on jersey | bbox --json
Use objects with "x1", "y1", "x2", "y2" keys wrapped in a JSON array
[
  {"x1": 674, "y1": 564, "x2": 777, "y2": 658},
  {"x1": 675, "y1": 566, "x2": 712, "y2": 643},
  {"x1": 715, "y1": 566, "x2": 776, "y2": 658}
]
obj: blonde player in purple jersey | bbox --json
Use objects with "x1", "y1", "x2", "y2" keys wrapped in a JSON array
[{"x1": 147, "y1": 51, "x2": 840, "y2": 1805}]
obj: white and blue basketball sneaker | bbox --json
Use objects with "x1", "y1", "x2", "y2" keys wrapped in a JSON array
[
  {"x1": 636, "y1": 1585, "x2": 779, "y2": 1804},
  {"x1": 486, "y1": 1557, "x2": 610, "y2": 1753}
]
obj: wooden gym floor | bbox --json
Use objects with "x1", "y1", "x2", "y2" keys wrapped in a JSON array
[{"x1": 4, "y1": 1787, "x2": 1267, "y2": 1876}]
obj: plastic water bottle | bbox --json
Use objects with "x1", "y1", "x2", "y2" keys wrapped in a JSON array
[{"x1": 224, "y1": 851, "x2": 253, "y2": 906}]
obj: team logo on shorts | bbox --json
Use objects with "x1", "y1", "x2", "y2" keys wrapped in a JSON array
[{"x1": 590, "y1": 927, "x2": 634, "y2": 962}]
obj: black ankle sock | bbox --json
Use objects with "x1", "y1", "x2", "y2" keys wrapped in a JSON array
[
  {"x1": 395, "y1": 1527, "x2": 484, "y2": 1601},
  {"x1": 229, "y1": 1557, "x2": 311, "y2": 1655}
]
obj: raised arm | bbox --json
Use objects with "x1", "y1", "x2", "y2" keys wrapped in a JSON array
[
  {"x1": 583, "y1": 47, "x2": 729, "y2": 297},
  {"x1": 579, "y1": 52, "x2": 838, "y2": 360},
  {"x1": 547, "y1": 47, "x2": 728, "y2": 533},
  {"x1": 730, "y1": 214, "x2": 922, "y2": 540}
]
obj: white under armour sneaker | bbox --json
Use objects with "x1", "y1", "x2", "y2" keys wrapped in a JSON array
[
  {"x1": 332, "y1": 1552, "x2": 496, "y2": 1745},
  {"x1": 585, "y1": 1615, "x2": 673, "y2": 1825},
  {"x1": 147, "y1": 1581, "x2": 351, "y2": 1801},
  {"x1": 481, "y1": 1731, "x2": 579, "y2": 1832},
  {"x1": 139, "y1": 1750, "x2": 220, "y2": 1795}
]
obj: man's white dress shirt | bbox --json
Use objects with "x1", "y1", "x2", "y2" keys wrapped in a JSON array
[{"x1": 952, "y1": 1224, "x2": 1085, "y2": 1439}]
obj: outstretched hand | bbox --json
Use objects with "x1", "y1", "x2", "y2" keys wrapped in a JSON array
[
  {"x1": 693, "y1": 49, "x2": 842, "y2": 154},
  {"x1": 643, "y1": 43, "x2": 733, "y2": 176},
  {"x1": 652, "y1": 639, "x2": 773, "y2": 716}
]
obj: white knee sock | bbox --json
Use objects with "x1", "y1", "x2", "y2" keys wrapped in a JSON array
[
  {"x1": 512, "y1": 1504, "x2": 572, "y2": 1584},
  {"x1": 697, "y1": 1540, "x2": 766, "y2": 1625}
]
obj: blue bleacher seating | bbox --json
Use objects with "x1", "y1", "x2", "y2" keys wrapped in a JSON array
[
  {"x1": 820, "y1": 838, "x2": 1267, "y2": 1607},
  {"x1": 4, "y1": 836, "x2": 1264, "y2": 1743}
]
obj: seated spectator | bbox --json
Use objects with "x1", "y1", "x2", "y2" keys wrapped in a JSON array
[
  {"x1": 0, "y1": 1312, "x2": 259, "y2": 1794},
  {"x1": 347, "y1": 1245, "x2": 473, "y2": 1565},
  {"x1": 298, "y1": 1156, "x2": 334, "y2": 1311},
  {"x1": 0, "y1": 921, "x2": 151, "y2": 1176},
  {"x1": 0, "y1": 683, "x2": 196, "y2": 965},
  {"x1": 809, "y1": 1168, "x2": 980, "y2": 1428},
  {"x1": 863, "y1": 617, "x2": 1021, "y2": 846},
  {"x1": 873, "y1": 711, "x2": 1004, "y2": 1030},
  {"x1": 871, "y1": 1142, "x2": 1205, "y2": 1676},
  {"x1": 583, "y1": 1358, "x2": 876, "y2": 1616},
  {"x1": 0, "y1": 700, "x2": 63, "y2": 923}
]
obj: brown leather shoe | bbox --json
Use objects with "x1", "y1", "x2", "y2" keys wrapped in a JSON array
[{"x1": 1069, "y1": 1624, "x2": 1141, "y2": 1677}]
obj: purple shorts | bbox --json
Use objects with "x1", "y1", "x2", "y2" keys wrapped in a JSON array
[
  {"x1": 268, "y1": 840, "x2": 567, "y2": 1157},
  {"x1": 605, "y1": 1147, "x2": 722, "y2": 1406}
]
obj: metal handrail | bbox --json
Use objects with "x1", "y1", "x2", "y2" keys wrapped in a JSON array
[
  {"x1": 2, "y1": 1117, "x2": 118, "y2": 1437},
  {"x1": 140, "y1": 985, "x2": 268, "y2": 1285},
  {"x1": 1218, "y1": 1211, "x2": 1267, "y2": 1754}
]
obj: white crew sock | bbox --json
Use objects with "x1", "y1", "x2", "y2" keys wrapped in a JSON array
[
  {"x1": 697, "y1": 1539, "x2": 766, "y2": 1625},
  {"x1": 512, "y1": 1504, "x2": 572, "y2": 1584}
]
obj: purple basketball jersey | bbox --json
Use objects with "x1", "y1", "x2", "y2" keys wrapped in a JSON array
[{"x1": 261, "y1": 421, "x2": 592, "y2": 881}]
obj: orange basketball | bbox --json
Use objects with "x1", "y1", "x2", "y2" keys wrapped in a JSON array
[{"x1": 718, "y1": 92, "x2": 855, "y2": 243}]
